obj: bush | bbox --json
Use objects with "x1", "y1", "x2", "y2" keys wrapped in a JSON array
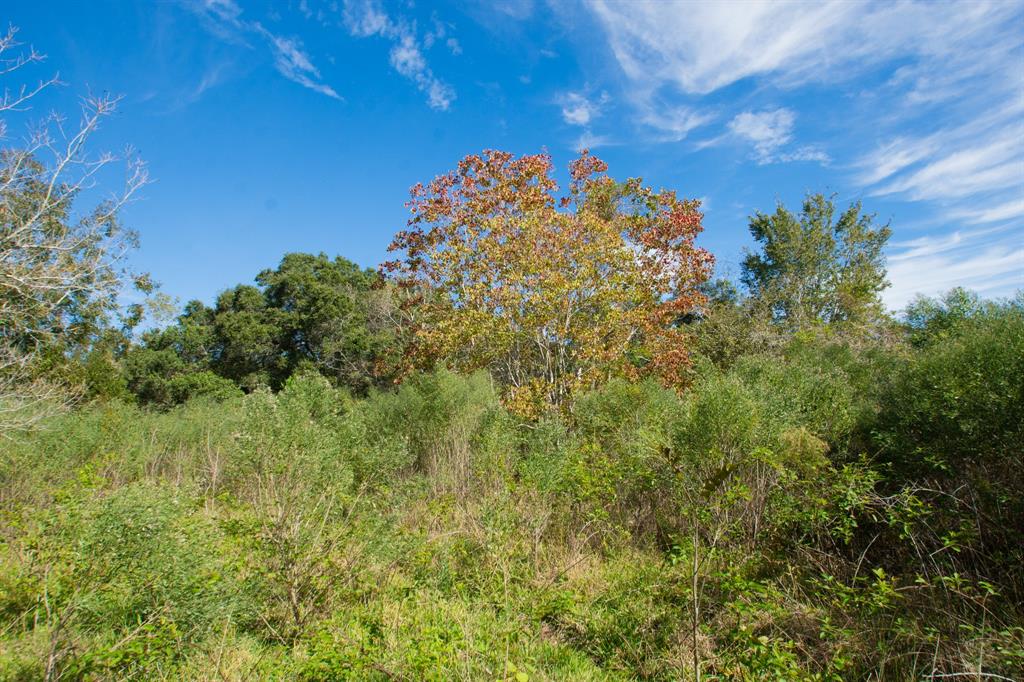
[
  {"x1": 875, "y1": 296, "x2": 1024, "y2": 590},
  {"x1": 350, "y1": 369, "x2": 501, "y2": 486},
  {"x1": 235, "y1": 371, "x2": 352, "y2": 492},
  {"x1": 5, "y1": 481, "x2": 236, "y2": 678},
  {"x1": 124, "y1": 347, "x2": 242, "y2": 408}
]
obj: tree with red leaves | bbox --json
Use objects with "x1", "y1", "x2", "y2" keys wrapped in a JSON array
[{"x1": 383, "y1": 149, "x2": 713, "y2": 415}]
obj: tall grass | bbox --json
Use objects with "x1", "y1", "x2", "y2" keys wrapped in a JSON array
[{"x1": 1, "y1": 307, "x2": 1022, "y2": 680}]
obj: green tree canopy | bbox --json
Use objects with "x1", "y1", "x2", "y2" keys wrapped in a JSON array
[
  {"x1": 124, "y1": 253, "x2": 393, "y2": 405},
  {"x1": 256, "y1": 252, "x2": 390, "y2": 392},
  {"x1": 741, "y1": 193, "x2": 891, "y2": 330}
]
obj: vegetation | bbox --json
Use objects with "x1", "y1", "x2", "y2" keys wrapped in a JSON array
[
  {"x1": 3, "y1": 299, "x2": 1022, "y2": 680},
  {"x1": 2, "y1": 25, "x2": 1022, "y2": 682},
  {"x1": 0, "y1": 26, "x2": 149, "y2": 432},
  {"x1": 122, "y1": 252, "x2": 393, "y2": 405},
  {"x1": 383, "y1": 149, "x2": 712, "y2": 416},
  {"x1": 741, "y1": 194, "x2": 891, "y2": 331}
]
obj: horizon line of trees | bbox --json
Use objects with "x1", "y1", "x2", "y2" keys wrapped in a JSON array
[
  {"x1": 76, "y1": 184, "x2": 1015, "y2": 416},
  {"x1": 0, "y1": 18, "x2": 1010, "y2": 423},
  {"x1": 88, "y1": 185, "x2": 910, "y2": 413}
]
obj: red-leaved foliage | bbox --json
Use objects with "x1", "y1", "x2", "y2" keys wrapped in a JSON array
[{"x1": 382, "y1": 149, "x2": 713, "y2": 414}]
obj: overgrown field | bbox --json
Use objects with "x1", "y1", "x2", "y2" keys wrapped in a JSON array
[{"x1": 2, "y1": 297, "x2": 1021, "y2": 681}]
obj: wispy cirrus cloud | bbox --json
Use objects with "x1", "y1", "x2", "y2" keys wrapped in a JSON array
[
  {"x1": 951, "y1": 200, "x2": 1024, "y2": 226},
  {"x1": 342, "y1": 0, "x2": 456, "y2": 111},
  {"x1": 885, "y1": 230, "x2": 1024, "y2": 309},
  {"x1": 858, "y1": 100, "x2": 1024, "y2": 209},
  {"x1": 638, "y1": 104, "x2": 712, "y2": 143},
  {"x1": 582, "y1": 0, "x2": 1023, "y2": 302},
  {"x1": 583, "y1": 0, "x2": 1020, "y2": 97},
  {"x1": 573, "y1": 130, "x2": 614, "y2": 151},
  {"x1": 188, "y1": 0, "x2": 340, "y2": 99},
  {"x1": 583, "y1": 0, "x2": 1020, "y2": 170},
  {"x1": 255, "y1": 27, "x2": 341, "y2": 100},
  {"x1": 194, "y1": 0, "x2": 459, "y2": 110},
  {"x1": 871, "y1": 132, "x2": 1023, "y2": 202},
  {"x1": 853, "y1": 70, "x2": 1023, "y2": 304}
]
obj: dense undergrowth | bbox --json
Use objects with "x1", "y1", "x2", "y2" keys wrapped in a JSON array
[{"x1": 1, "y1": 296, "x2": 1022, "y2": 681}]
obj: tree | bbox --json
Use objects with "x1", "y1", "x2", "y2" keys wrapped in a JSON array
[
  {"x1": 690, "y1": 279, "x2": 781, "y2": 368},
  {"x1": 741, "y1": 193, "x2": 891, "y2": 330},
  {"x1": 902, "y1": 286, "x2": 995, "y2": 347},
  {"x1": 124, "y1": 253, "x2": 393, "y2": 404},
  {"x1": 206, "y1": 253, "x2": 390, "y2": 392},
  {"x1": 256, "y1": 252, "x2": 392, "y2": 393},
  {"x1": 383, "y1": 149, "x2": 713, "y2": 414},
  {"x1": 123, "y1": 301, "x2": 220, "y2": 406},
  {"x1": 0, "y1": 26, "x2": 147, "y2": 431},
  {"x1": 210, "y1": 284, "x2": 283, "y2": 390}
]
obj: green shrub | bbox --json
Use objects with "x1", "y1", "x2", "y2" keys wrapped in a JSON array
[
  {"x1": 350, "y1": 369, "x2": 500, "y2": 485},
  {"x1": 875, "y1": 296, "x2": 1024, "y2": 589},
  {"x1": 8, "y1": 481, "x2": 236, "y2": 678},
  {"x1": 74, "y1": 482, "x2": 228, "y2": 632}
]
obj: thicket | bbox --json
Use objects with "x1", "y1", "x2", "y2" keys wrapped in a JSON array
[
  {"x1": 1, "y1": 289, "x2": 1021, "y2": 680},
  {"x1": 119, "y1": 252, "x2": 393, "y2": 406}
]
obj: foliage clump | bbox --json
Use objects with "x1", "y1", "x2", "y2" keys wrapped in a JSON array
[{"x1": 384, "y1": 149, "x2": 714, "y2": 415}]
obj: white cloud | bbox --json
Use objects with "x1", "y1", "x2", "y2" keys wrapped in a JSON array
[
  {"x1": 952, "y1": 199, "x2": 1024, "y2": 226},
  {"x1": 778, "y1": 146, "x2": 830, "y2": 164},
  {"x1": 189, "y1": 0, "x2": 340, "y2": 99},
  {"x1": 639, "y1": 104, "x2": 712, "y2": 142},
  {"x1": 885, "y1": 241, "x2": 1024, "y2": 309},
  {"x1": 342, "y1": 0, "x2": 456, "y2": 111},
  {"x1": 179, "y1": 61, "x2": 231, "y2": 107},
  {"x1": 584, "y1": 1, "x2": 1020, "y2": 97},
  {"x1": 883, "y1": 225, "x2": 1024, "y2": 309},
  {"x1": 574, "y1": 130, "x2": 614, "y2": 151},
  {"x1": 855, "y1": 136, "x2": 938, "y2": 188},
  {"x1": 389, "y1": 35, "x2": 424, "y2": 74},
  {"x1": 199, "y1": 0, "x2": 244, "y2": 26},
  {"x1": 561, "y1": 95, "x2": 593, "y2": 126},
  {"x1": 258, "y1": 29, "x2": 341, "y2": 99},
  {"x1": 581, "y1": 0, "x2": 1022, "y2": 303},
  {"x1": 728, "y1": 109, "x2": 794, "y2": 162},
  {"x1": 493, "y1": 0, "x2": 536, "y2": 21},
  {"x1": 559, "y1": 91, "x2": 615, "y2": 149},
  {"x1": 888, "y1": 228, "x2": 1003, "y2": 264},
  {"x1": 560, "y1": 91, "x2": 608, "y2": 126},
  {"x1": 584, "y1": 1, "x2": 1021, "y2": 193},
  {"x1": 698, "y1": 108, "x2": 827, "y2": 164},
  {"x1": 856, "y1": 99, "x2": 1023, "y2": 267},
  {"x1": 869, "y1": 129, "x2": 1024, "y2": 201}
]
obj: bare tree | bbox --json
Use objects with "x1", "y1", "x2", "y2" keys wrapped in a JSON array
[{"x1": 0, "y1": 25, "x2": 148, "y2": 433}]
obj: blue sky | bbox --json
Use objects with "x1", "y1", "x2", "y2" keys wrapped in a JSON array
[{"x1": 7, "y1": 0, "x2": 1023, "y2": 311}]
